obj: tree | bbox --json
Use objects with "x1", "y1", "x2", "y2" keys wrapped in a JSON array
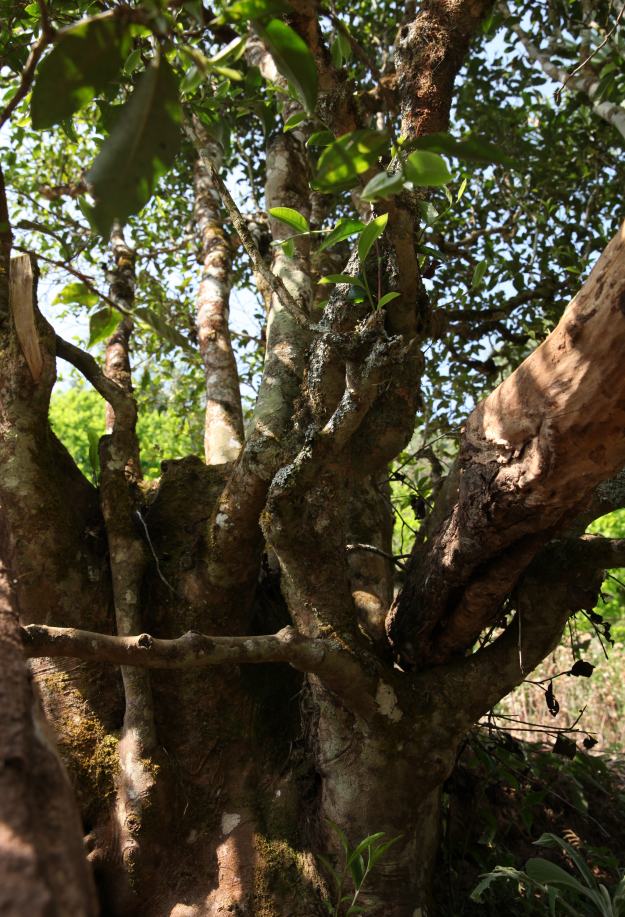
[{"x1": 1, "y1": 0, "x2": 625, "y2": 913}]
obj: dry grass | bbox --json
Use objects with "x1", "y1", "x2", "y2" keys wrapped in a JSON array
[{"x1": 496, "y1": 637, "x2": 625, "y2": 753}]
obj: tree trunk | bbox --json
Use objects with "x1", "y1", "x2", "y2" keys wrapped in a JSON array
[{"x1": 3, "y1": 2, "x2": 625, "y2": 913}]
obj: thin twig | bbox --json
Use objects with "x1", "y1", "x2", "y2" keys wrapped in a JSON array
[
  {"x1": 555, "y1": 3, "x2": 625, "y2": 104},
  {"x1": 346, "y1": 543, "x2": 410, "y2": 569},
  {"x1": 134, "y1": 511, "x2": 183, "y2": 596}
]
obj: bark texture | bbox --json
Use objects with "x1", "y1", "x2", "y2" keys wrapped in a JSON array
[
  {"x1": 4, "y1": 6, "x2": 625, "y2": 917},
  {"x1": 389, "y1": 219, "x2": 625, "y2": 668},
  {"x1": 193, "y1": 131, "x2": 244, "y2": 465},
  {"x1": 0, "y1": 504, "x2": 98, "y2": 917}
]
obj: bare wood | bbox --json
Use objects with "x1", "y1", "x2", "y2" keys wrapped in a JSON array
[
  {"x1": 10, "y1": 254, "x2": 43, "y2": 380},
  {"x1": 389, "y1": 220, "x2": 625, "y2": 666}
]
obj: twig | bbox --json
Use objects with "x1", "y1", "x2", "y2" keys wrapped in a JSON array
[
  {"x1": 182, "y1": 111, "x2": 316, "y2": 334},
  {"x1": 555, "y1": 3, "x2": 625, "y2": 104},
  {"x1": 346, "y1": 543, "x2": 410, "y2": 569},
  {"x1": 134, "y1": 511, "x2": 183, "y2": 596}
]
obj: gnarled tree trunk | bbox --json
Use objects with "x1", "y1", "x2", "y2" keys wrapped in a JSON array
[{"x1": 3, "y1": 2, "x2": 625, "y2": 915}]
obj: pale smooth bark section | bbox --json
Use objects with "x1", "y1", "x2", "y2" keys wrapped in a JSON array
[
  {"x1": 498, "y1": 0, "x2": 625, "y2": 140},
  {"x1": 9, "y1": 254, "x2": 43, "y2": 379},
  {"x1": 194, "y1": 133, "x2": 244, "y2": 465}
]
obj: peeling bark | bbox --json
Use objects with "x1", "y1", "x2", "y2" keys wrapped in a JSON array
[{"x1": 389, "y1": 220, "x2": 625, "y2": 668}]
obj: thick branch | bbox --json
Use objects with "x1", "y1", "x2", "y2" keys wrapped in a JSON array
[
  {"x1": 21, "y1": 624, "x2": 380, "y2": 721},
  {"x1": 22, "y1": 623, "x2": 323, "y2": 669},
  {"x1": 395, "y1": 0, "x2": 493, "y2": 138},
  {"x1": 55, "y1": 334, "x2": 134, "y2": 426},
  {"x1": 389, "y1": 219, "x2": 625, "y2": 669}
]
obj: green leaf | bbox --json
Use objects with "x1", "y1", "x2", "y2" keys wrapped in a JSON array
[
  {"x1": 520, "y1": 808, "x2": 533, "y2": 830},
  {"x1": 548, "y1": 887, "x2": 558, "y2": 917},
  {"x1": 316, "y1": 218, "x2": 365, "y2": 255},
  {"x1": 245, "y1": 65, "x2": 262, "y2": 96},
  {"x1": 86, "y1": 49, "x2": 181, "y2": 236},
  {"x1": 212, "y1": 65, "x2": 243, "y2": 81},
  {"x1": 401, "y1": 132, "x2": 520, "y2": 169},
  {"x1": 457, "y1": 177, "x2": 467, "y2": 201},
  {"x1": 472, "y1": 259, "x2": 488, "y2": 288},
  {"x1": 331, "y1": 37, "x2": 343, "y2": 68},
  {"x1": 54, "y1": 281, "x2": 99, "y2": 309},
  {"x1": 31, "y1": 17, "x2": 132, "y2": 129},
  {"x1": 347, "y1": 833, "x2": 385, "y2": 866},
  {"x1": 87, "y1": 428, "x2": 100, "y2": 480},
  {"x1": 369, "y1": 835, "x2": 402, "y2": 869},
  {"x1": 16, "y1": 218, "x2": 60, "y2": 239},
  {"x1": 377, "y1": 291, "x2": 400, "y2": 309},
  {"x1": 312, "y1": 129, "x2": 389, "y2": 192},
  {"x1": 324, "y1": 819, "x2": 350, "y2": 856},
  {"x1": 308, "y1": 130, "x2": 334, "y2": 147},
  {"x1": 317, "y1": 854, "x2": 340, "y2": 886},
  {"x1": 268, "y1": 207, "x2": 309, "y2": 234},
  {"x1": 500, "y1": 768, "x2": 519, "y2": 791},
  {"x1": 404, "y1": 151, "x2": 452, "y2": 187},
  {"x1": 418, "y1": 201, "x2": 439, "y2": 226},
  {"x1": 525, "y1": 859, "x2": 590, "y2": 896},
  {"x1": 123, "y1": 47, "x2": 141, "y2": 75},
  {"x1": 252, "y1": 19, "x2": 318, "y2": 114},
  {"x1": 281, "y1": 238, "x2": 295, "y2": 257},
  {"x1": 337, "y1": 26, "x2": 351, "y2": 60},
  {"x1": 524, "y1": 790, "x2": 548, "y2": 806},
  {"x1": 358, "y1": 212, "x2": 388, "y2": 265},
  {"x1": 134, "y1": 307, "x2": 191, "y2": 351},
  {"x1": 60, "y1": 117, "x2": 79, "y2": 143},
  {"x1": 415, "y1": 243, "x2": 446, "y2": 261},
  {"x1": 318, "y1": 274, "x2": 366, "y2": 289},
  {"x1": 349, "y1": 853, "x2": 366, "y2": 890},
  {"x1": 87, "y1": 305, "x2": 122, "y2": 348},
  {"x1": 470, "y1": 867, "x2": 529, "y2": 903},
  {"x1": 283, "y1": 111, "x2": 306, "y2": 132},
  {"x1": 361, "y1": 169, "x2": 404, "y2": 202},
  {"x1": 95, "y1": 99, "x2": 123, "y2": 134},
  {"x1": 534, "y1": 835, "x2": 598, "y2": 891},
  {"x1": 346, "y1": 907, "x2": 366, "y2": 915},
  {"x1": 208, "y1": 34, "x2": 247, "y2": 64},
  {"x1": 215, "y1": 0, "x2": 293, "y2": 23},
  {"x1": 180, "y1": 65, "x2": 203, "y2": 94}
]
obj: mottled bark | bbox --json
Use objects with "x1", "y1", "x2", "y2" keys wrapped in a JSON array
[
  {"x1": 0, "y1": 501, "x2": 97, "y2": 917},
  {"x1": 7, "y1": 7, "x2": 625, "y2": 917},
  {"x1": 395, "y1": 0, "x2": 493, "y2": 138},
  {"x1": 193, "y1": 131, "x2": 244, "y2": 465}
]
